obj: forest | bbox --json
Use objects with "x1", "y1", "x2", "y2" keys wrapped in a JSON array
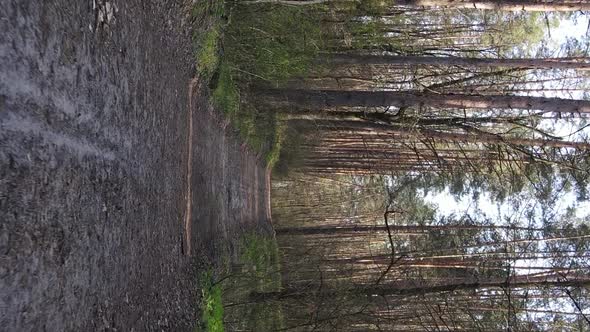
[{"x1": 198, "y1": 0, "x2": 590, "y2": 331}]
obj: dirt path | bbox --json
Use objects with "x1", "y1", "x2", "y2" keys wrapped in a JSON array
[{"x1": 0, "y1": 1, "x2": 270, "y2": 331}]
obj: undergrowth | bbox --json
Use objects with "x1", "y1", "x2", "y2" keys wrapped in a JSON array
[
  {"x1": 211, "y1": 62, "x2": 239, "y2": 117},
  {"x1": 197, "y1": 234, "x2": 284, "y2": 331},
  {"x1": 192, "y1": 0, "x2": 226, "y2": 81},
  {"x1": 223, "y1": 3, "x2": 323, "y2": 83},
  {"x1": 239, "y1": 233, "x2": 282, "y2": 291},
  {"x1": 224, "y1": 233, "x2": 285, "y2": 331},
  {"x1": 196, "y1": 27, "x2": 221, "y2": 80},
  {"x1": 273, "y1": 124, "x2": 309, "y2": 178},
  {"x1": 193, "y1": 1, "x2": 322, "y2": 168},
  {"x1": 198, "y1": 271, "x2": 225, "y2": 332}
]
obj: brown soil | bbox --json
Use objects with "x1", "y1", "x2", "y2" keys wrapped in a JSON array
[{"x1": 0, "y1": 1, "x2": 271, "y2": 331}]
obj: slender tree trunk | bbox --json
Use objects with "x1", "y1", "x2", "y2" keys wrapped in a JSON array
[
  {"x1": 276, "y1": 224, "x2": 547, "y2": 235},
  {"x1": 243, "y1": 0, "x2": 590, "y2": 11},
  {"x1": 325, "y1": 54, "x2": 590, "y2": 70},
  {"x1": 287, "y1": 119, "x2": 590, "y2": 149},
  {"x1": 262, "y1": 89, "x2": 590, "y2": 114},
  {"x1": 251, "y1": 276, "x2": 590, "y2": 302},
  {"x1": 397, "y1": 0, "x2": 590, "y2": 12},
  {"x1": 241, "y1": 0, "x2": 329, "y2": 4}
]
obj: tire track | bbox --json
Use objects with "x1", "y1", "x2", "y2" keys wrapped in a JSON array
[{"x1": 183, "y1": 78, "x2": 198, "y2": 256}]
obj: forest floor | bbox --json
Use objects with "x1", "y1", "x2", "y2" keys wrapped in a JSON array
[{"x1": 0, "y1": 1, "x2": 272, "y2": 331}]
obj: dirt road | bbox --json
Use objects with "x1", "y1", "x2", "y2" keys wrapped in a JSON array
[{"x1": 0, "y1": 1, "x2": 270, "y2": 330}]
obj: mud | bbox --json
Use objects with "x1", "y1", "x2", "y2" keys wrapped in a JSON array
[{"x1": 0, "y1": 1, "x2": 270, "y2": 331}]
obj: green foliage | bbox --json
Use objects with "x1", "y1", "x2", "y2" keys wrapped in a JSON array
[
  {"x1": 192, "y1": 0, "x2": 227, "y2": 80},
  {"x1": 211, "y1": 62, "x2": 281, "y2": 164},
  {"x1": 238, "y1": 233, "x2": 284, "y2": 330},
  {"x1": 202, "y1": 3, "x2": 312, "y2": 165},
  {"x1": 196, "y1": 234, "x2": 284, "y2": 331},
  {"x1": 480, "y1": 12, "x2": 552, "y2": 56},
  {"x1": 196, "y1": 27, "x2": 221, "y2": 79},
  {"x1": 221, "y1": 233, "x2": 285, "y2": 331},
  {"x1": 212, "y1": 62, "x2": 240, "y2": 116},
  {"x1": 192, "y1": 0, "x2": 225, "y2": 22},
  {"x1": 357, "y1": 0, "x2": 391, "y2": 16},
  {"x1": 239, "y1": 233, "x2": 281, "y2": 290},
  {"x1": 329, "y1": 0, "x2": 392, "y2": 16},
  {"x1": 224, "y1": 3, "x2": 322, "y2": 83},
  {"x1": 266, "y1": 120, "x2": 286, "y2": 168},
  {"x1": 236, "y1": 105, "x2": 277, "y2": 158},
  {"x1": 344, "y1": 19, "x2": 391, "y2": 50},
  {"x1": 213, "y1": 76, "x2": 280, "y2": 161},
  {"x1": 199, "y1": 271, "x2": 225, "y2": 332}
]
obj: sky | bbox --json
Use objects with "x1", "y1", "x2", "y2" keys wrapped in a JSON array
[
  {"x1": 423, "y1": 186, "x2": 590, "y2": 222},
  {"x1": 424, "y1": 14, "x2": 590, "y2": 222},
  {"x1": 550, "y1": 13, "x2": 589, "y2": 49}
]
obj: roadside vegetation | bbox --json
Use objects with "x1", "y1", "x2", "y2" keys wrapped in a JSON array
[
  {"x1": 224, "y1": 233, "x2": 284, "y2": 331},
  {"x1": 196, "y1": 233, "x2": 283, "y2": 331},
  {"x1": 192, "y1": 2, "x2": 302, "y2": 330},
  {"x1": 192, "y1": 0, "x2": 322, "y2": 168},
  {"x1": 198, "y1": 272, "x2": 224, "y2": 332}
]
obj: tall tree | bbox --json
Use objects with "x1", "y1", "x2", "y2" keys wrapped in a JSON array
[
  {"x1": 397, "y1": 0, "x2": 590, "y2": 12},
  {"x1": 262, "y1": 89, "x2": 590, "y2": 114},
  {"x1": 326, "y1": 54, "x2": 590, "y2": 70}
]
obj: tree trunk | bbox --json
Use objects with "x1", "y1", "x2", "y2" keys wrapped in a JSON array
[
  {"x1": 397, "y1": 0, "x2": 590, "y2": 12},
  {"x1": 286, "y1": 118, "x2": 590, "y2": 149},
  {"x1": 250, "y1": 276, "x2": 590, "y2": 302},
  {"x1": 276, "y1": 224, "x2": 548, "y2": 235},
  {"x1": 262, "y1": 89, "x2": 590, "y2": 114},
  {"x1": 325, "y1": 54, "x2": 590, "y2": 70},
  {"x1": 243, "y1": 0, "x2": 590, "y2": 11},
  {"x1": 241, "y1": 0, "x2": 590, "y2": 12}
]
